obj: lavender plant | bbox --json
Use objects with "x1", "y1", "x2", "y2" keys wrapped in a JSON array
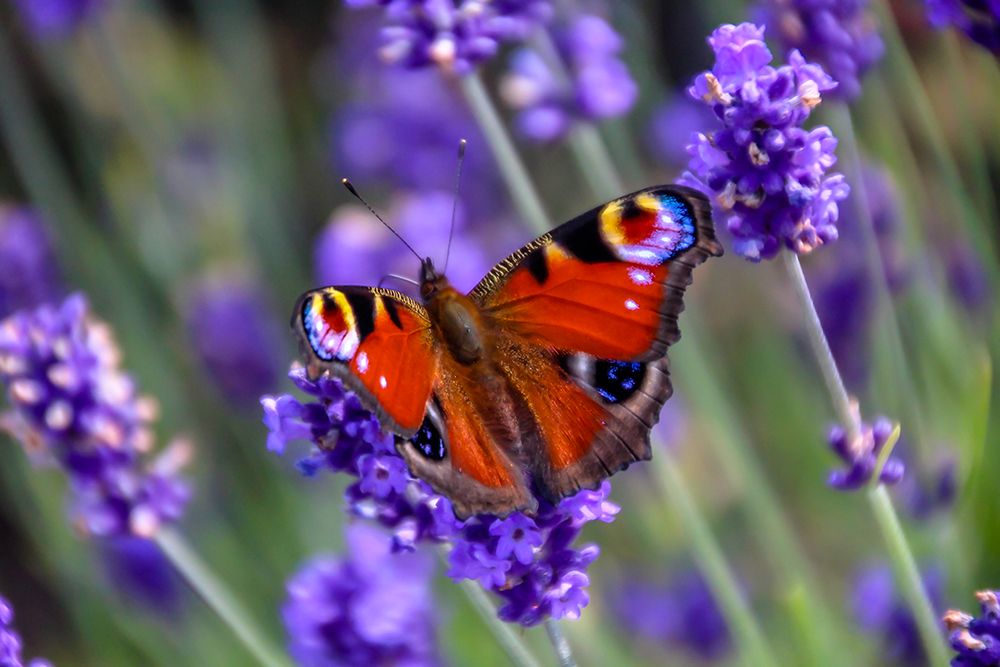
[{"x1": 0, "y1": 595, "x2": 50, "y2": 667}]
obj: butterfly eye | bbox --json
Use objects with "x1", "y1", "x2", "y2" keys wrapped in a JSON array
[{"x1": 411, "y1": 415, "x2": 447, "y2": 461}]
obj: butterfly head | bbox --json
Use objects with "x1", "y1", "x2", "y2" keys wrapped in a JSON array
[{"x1": 419, "y1": 258, "x2": 450, "y2": 302}]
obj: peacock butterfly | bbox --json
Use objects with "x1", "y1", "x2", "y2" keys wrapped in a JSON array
[{"x1": 292, "y1": 184, "x2": 722, "y2": 518}]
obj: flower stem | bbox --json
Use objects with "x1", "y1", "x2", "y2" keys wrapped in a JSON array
[
  {"x1": 544, "y1": 619, "x2": 578, "y2": 667},
  {"x1": 782, "y1": 253, "x2": 860, "y2": 439},
  {"x1": 459, "y1": 72, "x2": 551, "y2": 234},
  {"x1": 652, "y1": 452, "x2": 777, "y2": 667},
  {"x1": 867, "y1": 486, "x2": 950, "y2": 666},
  {"x1": 155, "y1": 528, "x2": 292, "y2": 667},
  {"x1": 457, "y1": 578, "x2": 543, "y2": 667},
  {"x1": 782, "y1": 253, "x2": 950, "y2": 664}
]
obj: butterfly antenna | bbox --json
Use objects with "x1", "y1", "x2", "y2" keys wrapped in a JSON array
[
  {"x1": 342, "y1": 178, "x2": 423, "y2": 263},
  {"x1": 443, "y1": 138, "x2": 467, "y2": 274}
]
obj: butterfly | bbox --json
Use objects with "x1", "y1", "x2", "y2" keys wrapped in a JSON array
[{"x1": 292, "y1": 185, "x2": 722, "y2": 518}]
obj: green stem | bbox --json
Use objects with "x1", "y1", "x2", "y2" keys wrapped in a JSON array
[
  {"x1": 456, "y1": 578, "x2": 543, "y2": 667},
  {"x1": 871, "y1": 0, "x2": 995, "y2": 262},
  {"x1": 459, "y1": 73, "x2": 551, "y2": 234},
  {"x1": 652, "y1": 452, "x2": 777, "y2": 667},
  {"x1": 867, "y1": 487, "x2": 950, "y2": 666},
  {"x1": 155, "y1": 529, "x2": 292, "y2": 667},
  {"x1": 783, "y1": 253, "x2": 950, "y2": 664},
  {"x1": 543, "y1": 619, "x2": 578, "y2": 667}
]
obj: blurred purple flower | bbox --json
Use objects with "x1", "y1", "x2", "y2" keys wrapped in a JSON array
[
  {"x1": 314, "y1": 191, "x2": 503, "y2": 294},
  {"x1": 346, "y1": 0, "x2": 552, "y2": 74},
  {"x1": 608, "y1": 569, "x2": 732, "y2": 661},
  {"x1": 755, "y1": 0, "x2": 884, "y2": 100},
  {"x1": 0, "y1": 207, "x2": 61, "y2": 320},
  {"x1": 945, "y1": 241, "x2": 993, "y2": 314},
  {"x1": 0, "y1": 295, "x2": 191, "y2": 538},
  {"x1": 926, "y1": 0, "x2": 1000, "y2": 55},
  {"x1": 853, "y1": 563, "x2": 945, "y2": 665},
  {"x1": 185, "y1": 273, "x2": 284, "y2": 407},
  {"x1": 827, "y1": 413, "x2": 904, "y2": 490},
  {"x1": 682, "y1": 23, "x2": 849, "y2": 261},
  {"x1": 649, "y1": 95, "x2": 717, "y2": 169},
  {"x1": 262, "y1": 366, "x2": 618, "y2": 625},
  {"x1": 945, "y1": 590, "x2": 1000, "y2": 665},
  {"x1": 283, "y1": 522, "x2": 442, "y2": 667},
  {"x1": 500, "y1": 14, "x2": 638, "y2": 142},
  {"x1": 11, "y1": 0, "x2": 101, "y2": 40},
  {"x1": 99, "y1": 536, "x2": 182, "y2": 614},
  {"x1": 900, "y1": 456, "x2": 957, "y2": 520},
  {"x1": 0, "y1": 594, "x2": 52, "y2": 667}
]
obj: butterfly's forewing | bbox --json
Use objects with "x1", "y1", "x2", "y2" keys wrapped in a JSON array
[
  {"x1": 473, "y1": 185, "x2": 721, "y2": 499},
  {"x1": 293, "y1": 286, "x2": 533, "y2": 516},
  {"x1": 293, "y1": 286, "x2": 439, "y2": 435}
]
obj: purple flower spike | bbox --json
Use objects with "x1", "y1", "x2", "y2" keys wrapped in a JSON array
[
  {"x1": 263, "y1": 366, "x2": 621, "y2": 625},
  {"x1": 853, "y1": 563, "x2": 944, "y2": 664},
  {"x1": 283, "y1": 523, "x2": 443, "y2": 666},
  {"x1": 683, "y1": 23, "x2": 849, "y2": 261},
  {"x1": 1, "y1": 594, "x2": 53, "y2": 667},
  {"x1": 0, "y1": 295, "x2": 191, "y2": 538},
  {"x1": 826, "y1": 413, "x2": 904, "y2": 491},
  {"x1": 346, "y1": 0, "x2": 552, "y2": 74},
  {"x1": 755, "y1": 0, "x2": 884, "y2": 100},
  {"x1": 11, "y1": 0, "x2": 102, "y2": 40},
  {"x1": 944, "y1": 590, "x2": 1000, "y2": 666},
  {"x1": 926, "y1": 0, "x2": 1000, "y2": 56},
  {"x1": 500, "y1": 14, "x2": 638, "y2": 142}
]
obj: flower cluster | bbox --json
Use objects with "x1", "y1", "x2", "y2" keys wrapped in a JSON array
[
  {"x1": 283, "y1": 522, "x2": 442, "y2": 666},
  {"x1": 926, "y1": 0, "x2": 1000, "y2": 56},
  {"x1": 500, "y1": 14, "x2": 638, "y2": 142},
  {"x1": 853, "y1": 563, "x2": 944, "y2": 664},
  {"x1": 608, "y1": 569, "x2": 731, "y2": 661},
  {"x1": 827, "y1": 413, "x2": 904, "y2": 490},
  {"x1": 0, "y1": 295, "x2": 191, "y2": 537},
  {"x1": 185, "y1": 272, "x2": 283, "y2": 408},
  {"x1": 755, "y1": 0, "x2": 884, "y2": 100},
  {"x1": 1, "y1": 594, "x2": 52, "y2": 667},
  {"x1": 945, "y1": 590, "x2": 1000, "y2": 665},
  {"x1": 262, "y1": 366, "x2": 619, "y2": 625},
  {"x1": 0, "y1": 206, "x2": 61, "y2": 321},
  {"x1": 346, "y1": 0, "x2": 552, "y2": 74},
  {"x1": 683, "y1": 23, "x2": 849, "y2": 261}
]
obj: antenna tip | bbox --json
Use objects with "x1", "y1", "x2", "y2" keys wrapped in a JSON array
[
  {"x1": 341, "y1": 177, "x2": 350, "y2": 185},
  {"x1": 458, "y1": 139, "x2": 467, "y2": 156}
]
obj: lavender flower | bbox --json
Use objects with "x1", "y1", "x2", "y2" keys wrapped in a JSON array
[
  {"x1": 945, "y1": 241, "x2": 993, "y2": 314},
  {"x1": 262, "y1": 366, "x2": 618, "y2": 625},
  {"x1": 346, "y1": 0, "x2": 552, "y2": 74},
  {"x1": 282, "y1": 522, "x2": 442, "y2": 667},
  {"x1": 926, "y1": 0, "x2": 1000, "y2": 56},
  {"x1": 0, "y1": 295, "x2": 191, "y2": 538},
  {"x1": 683, "y1": 23, "x2": 849, "y2": 261},
  {"x1": 0, "y1": 206, "x2": 61, "y2": 320},
  {"x1": 827, "y1": 412, "x2": 905, "y2": 490},
  {"x1": 755, "y1": 0, "x2": 884, "y2": 100},
  {"x1": 99, "y1": 536, "x2": 182, "y2": 613},
  {"x1": 185, "y1": 273, "x2": 283, "y2": 408},
  {"x1": 608, "y1": 569, "x2": 732, "y2": 661},
  {"x1": 853, "y1": 564, "x2": 945, "y2": 665},
  {"x1": 945, "y1": 590, "x2": 1000, "y2": 666},
  {"x1": 0, "y1": 594, "x2": 52, "y2": 667},
  {"x1": 500, "y1": 14, "x2": 638, "y2": 142},
  {"x1": 11, "y1": 0, "x2": 101, "y2": 39}
]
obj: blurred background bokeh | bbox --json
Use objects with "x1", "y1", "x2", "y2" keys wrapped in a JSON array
[{"x1": 0, "y1": 0, "x2": 998, "y2": 665}]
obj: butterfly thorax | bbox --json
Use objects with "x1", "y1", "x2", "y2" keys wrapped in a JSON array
[{"x1": 420, "y1": 258, "x2": 485, "y2": 365}]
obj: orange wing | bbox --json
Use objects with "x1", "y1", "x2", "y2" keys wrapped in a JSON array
[
  {"x1": 473, "y1": 185, "x2": 722, "y2": 499},
  {"x1": 293, "y1": 287, "x2": 438, "y2": 435}
]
